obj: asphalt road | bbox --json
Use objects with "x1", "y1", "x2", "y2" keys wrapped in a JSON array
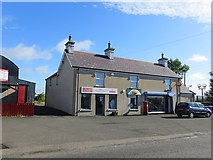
[
  {"x1": 1, "y1": 114, "x2": 212, "y2": 158},
  {"x1": 39, "y1": 133, "x2": 211, "y2": 158}
]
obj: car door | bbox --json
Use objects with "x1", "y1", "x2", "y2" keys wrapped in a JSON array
[
  {"x1": 192, "y1": 103, "x2": 200, "y2": 114},
  {"x1": 198, "y1": 103, "x2": 207, "y2": 114}
]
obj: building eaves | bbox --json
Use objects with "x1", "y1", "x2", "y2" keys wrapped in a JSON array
[{"x1": 46, "y1": 72, "x2": 57, "y2": 80}]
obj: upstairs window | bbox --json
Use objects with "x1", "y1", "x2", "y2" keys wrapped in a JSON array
[
  {"x1": 96, "y1": 72, "x2": 105, "y2": 86},
  {"x1": 165, "y1": 79, "x2": 171, "y2": 91},
  {"x1": 130, "y1": 75, "x2": 138, "y2": 88}
]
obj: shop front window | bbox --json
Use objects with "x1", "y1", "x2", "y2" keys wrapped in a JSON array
[
  {"x1": 81, "y1": 94, "x2": 91, "y2": 109},
  {"x1": 109, "y1": 95, "x2": 117, "y2": 109},
  {"x1": 130, "y1": 75, "x2": 138, "y2": 88},
  {"x1": 147, "y1": 96, "x2": 165, "y2": 112}
]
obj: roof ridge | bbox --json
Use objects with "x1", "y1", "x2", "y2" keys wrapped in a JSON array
[
  {"x1": 73, "y1": 50, "x2": 154, "y2": 64},
  {"x1": 114, "y1": 56, "x2": 153, "y2": 64},
  {"x1": 74, "y1": 50, "x2": 96, "y2": 55}
]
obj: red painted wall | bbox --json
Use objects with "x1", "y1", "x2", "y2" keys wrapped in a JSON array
[{"x1": 0, "y1": 103, "x2": 34, "y2": 116}]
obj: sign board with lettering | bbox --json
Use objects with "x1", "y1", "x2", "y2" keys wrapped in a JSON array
[
  {"x1": 0, "y1": 69, "x2": 9, "y2": 82},
  {"x1": 81, "y1": 87, "x2": 118, "y2": 94}
]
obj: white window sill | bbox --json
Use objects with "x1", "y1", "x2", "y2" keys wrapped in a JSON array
[
  {"x1": 106, "y1": 109, "x2": 118, "y2": 112},
  {"x1": 129, "y1": 108, "x2": 139, "y2": 111},
  {"x1": 148, "y1": 111, "x2": 165, "y2": 114},
  {"x1": 95, "y1": 86, "x2": 105, "y2": 88},
  {"x1": 79, "y1": 109, "x2": 92, "y2": 112}
]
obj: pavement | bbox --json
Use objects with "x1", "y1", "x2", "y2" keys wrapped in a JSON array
[{"x1": 1, "y1": 112, "x2": 212, "y2": 158}]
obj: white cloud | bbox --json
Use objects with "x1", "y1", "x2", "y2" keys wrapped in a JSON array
[
  {"x1": 188, "y1": 54, "x2": 208, "y2": 62},
  {"x1": 2, "y1": 15, "x2": 19, "y2": 30},
  {"x1": 2, "y1": 43, "x2": 52, "y2": 61},
  {"x1": 35, "y1": 66, "x2": 49, "y2": 75},
  {"x1": 55, "y1": 39, "x2": 67, "y2": 53},
  {"x1": 187, "y1": 72, "x2": 209, "y2": 95},
  {"x1": 2, "y1": 15, "x2": 14, "y2": 25},
  {"x1": 75, "y1": 40, "x2": 94, "y2": 51},
  {"x1": 22, "y1": 67, "x2": 33, "y2": 74},
  {"x1": 104, "y1": 1, "x2": 211, "y2": 24},
  {"x1": 22, "y1": 66, "x2": 49, "y2": 75},
  {"x1": 188, "y1": 72, "x2": 207, "y2": 81},
  {"x1": 55, "y1": 38, "x2": 94, "y2": 53}
]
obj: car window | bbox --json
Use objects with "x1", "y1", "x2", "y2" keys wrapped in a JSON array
[
  {"x1": 197, "y1": 103, "x2": 204, "y2": 108},
  {"x1": 177, "y1": 103, "x2": 188, "y2": 108},
  {"x1": 194, "y1": 103, "x2": 198, "y2": 107},
  {"x1": 191, "y1": 103, "x2": 198, "y2": 108}
]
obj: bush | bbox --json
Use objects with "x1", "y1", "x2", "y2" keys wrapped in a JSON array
[{"x1": 34, "y1": 92, "x2": 45, "y2": 102}]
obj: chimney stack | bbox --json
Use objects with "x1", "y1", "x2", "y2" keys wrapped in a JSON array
[
  {"x1": 104, "y1": 41, "x2": 115, "y2": 60},
  {"x1": 64, "y1": 35, "x2": 75, "y2": 54},
  {"x1": 158, "y1": 53, "x2": 168, "y2": 67}
]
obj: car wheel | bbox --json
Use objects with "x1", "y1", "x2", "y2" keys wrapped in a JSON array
[
  {"x1": 189, "y1": 113, "x2": 194, "y2": 118},
  {"x1": 206, "y1": 112, "x2": 211, "y2": 118},
  {"x1": 177, "y1": 114, "x2": 182, "y2": 118}
]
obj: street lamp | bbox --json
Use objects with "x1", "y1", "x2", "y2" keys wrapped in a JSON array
[{"x1": 197, "y1": 84, "x2": 207, "y2": 102}]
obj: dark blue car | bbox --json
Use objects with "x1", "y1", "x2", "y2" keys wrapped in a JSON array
[{"x1": 175, "y1": 102, "x2": 212, "y2": 118}]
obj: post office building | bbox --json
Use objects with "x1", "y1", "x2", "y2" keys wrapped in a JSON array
[{"x1": 45, "y1": 36, "x2": 181, "y2": 116}]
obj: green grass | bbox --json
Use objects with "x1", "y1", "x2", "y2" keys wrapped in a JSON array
[{"x1": 34, "y1": 101, "x2": 45, "y2": 106}]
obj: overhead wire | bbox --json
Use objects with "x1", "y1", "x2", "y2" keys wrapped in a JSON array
[{"x1": 141, "y1": 30, "x2": 211, "y2": 52}]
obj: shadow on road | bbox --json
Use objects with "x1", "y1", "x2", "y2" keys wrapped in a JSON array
[
  {"x1": 161, "y1": 116, "x2": 190, "y2": 119},
  {"x1": 35, "y1": 106, "x2": 71, "y2": 116},
  {"x1": 161, "y1": 116, "x2": 208, "y2": 119}
]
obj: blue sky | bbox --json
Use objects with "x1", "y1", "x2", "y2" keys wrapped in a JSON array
[{"x1": 2, "y1": 1, "x2": 212, "y2": 95}]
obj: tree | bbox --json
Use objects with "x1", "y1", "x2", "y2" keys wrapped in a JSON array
[
  {"x1": 34, "y1": 92, "x2": 45, "y2": 102},
  {"x1": 205, "y1": 71, "x2": 213, "y2": 102},
  {"x1": 168, "y1": 58, "x2": 190, "y2": 85}
]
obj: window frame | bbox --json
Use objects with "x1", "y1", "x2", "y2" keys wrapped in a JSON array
[
  {"x1": 81, "y1": 94, "x2": 91, "y2": 110},
  {"x1": 130, "y1": 75, "x2": 138, "y2": 88},
  {"x1": 95, "y1": 72, "x2": 105, "y2": 87},
  {"x1": 130, "y1": 96, "x2": 138, "y2": 109},
  {"x1": 109, "y1": 95, "x2": 117, "y2": 110},
  {"x1": 165, "y1": 79, "x2": 171, "y2": 91}
]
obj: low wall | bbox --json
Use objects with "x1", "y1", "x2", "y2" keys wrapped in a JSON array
[{"x1": 0, "y1": 103, "x2": 34, "y2": 116}]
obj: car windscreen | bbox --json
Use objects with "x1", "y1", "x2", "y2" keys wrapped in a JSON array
[{"x1": 197, "y1": 103, "x2": 205, "y2": 108}]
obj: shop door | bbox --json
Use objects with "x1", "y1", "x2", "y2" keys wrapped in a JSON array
[{"x1": 96, "y1": 95, "x2": 105, "y2": 116}]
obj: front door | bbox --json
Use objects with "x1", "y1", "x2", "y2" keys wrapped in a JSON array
[{"x1": 96, "y1": 95, "x2": 105, "y2": 116}]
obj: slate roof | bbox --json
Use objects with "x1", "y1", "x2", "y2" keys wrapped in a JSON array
[{"x1": 66, "y1": 51, "x2": 179, "y2": 78}]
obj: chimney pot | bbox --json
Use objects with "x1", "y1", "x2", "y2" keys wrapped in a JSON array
[
  {"x1": 64, "y1": 35, "x2": 75, "y2": 54},
  {"x1": 158, "y1": 53, "x2": 168, "y2": 67},
  {"x1": 104, "y1": 41, "x2": 115, "y2": 60},
  {"x1": 108, "y1": 41, "x2": 111, "y2": 48}
]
